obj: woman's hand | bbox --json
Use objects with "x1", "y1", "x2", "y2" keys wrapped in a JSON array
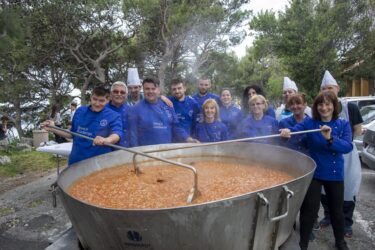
[
  {"x1": 186, "y1": 137, "x2": 200, "y2": 143},
  {"x1": 279, "y1": 128, "x2": 291, "y2": 138},
  {"x1": 320, "y1": 125, "x2": 331, "y2": 140}
]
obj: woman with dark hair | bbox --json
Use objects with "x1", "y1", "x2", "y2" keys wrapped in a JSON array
[
  {"x1": 49, "y1": 104, "x2": 65, "y2": 143},
  {"x1": 241, "y1": 85, "x2": 275, "y2": 118},
  {"x1": 219, "y1": 88, "x2": 242, "y2": 139},
  {"x1": 280, "y1": 91, "x2": 353, "y2": 250}
]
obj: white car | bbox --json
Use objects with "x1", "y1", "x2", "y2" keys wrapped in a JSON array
[
  {"x1": 354, "y1": 104, "x2": 375, "y2": 155},
  {"x1": 362, "y1": 122, "x2": 375, "y2": 169}
]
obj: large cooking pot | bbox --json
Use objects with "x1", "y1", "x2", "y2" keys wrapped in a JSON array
[{"x1": 57, "y1": 142, "x2": 315, "y2": 250}]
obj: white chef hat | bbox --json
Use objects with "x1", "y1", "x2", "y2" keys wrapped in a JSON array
[
  {"x1": 127, "y1": 68, "x2": 141, "y2": 86},
  {"x1": 283, "y1": 77, "x2": 298, "y2": 92},
  {"x1": 320, "y1": 70, "x2": 338, "y2": 89}
]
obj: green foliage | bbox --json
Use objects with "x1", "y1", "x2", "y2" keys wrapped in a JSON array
[
  {"x1": 0, "y1": 150, "x2": 66, "y2": 177},
  {"x1": 249, "y1": 0, "x2": 375, "y2": 100}
]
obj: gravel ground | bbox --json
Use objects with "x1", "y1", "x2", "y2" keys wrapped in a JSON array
[{"x1": 0, "y1": 166, "x2": 374, "y2": 250}]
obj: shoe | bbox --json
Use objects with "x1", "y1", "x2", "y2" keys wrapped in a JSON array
[
  {"x1": 309, "y1": 232, "x2": 315, "y2": 241},
  {"x1": 335, "y1": 241, "x2": 349, "y2": 250},
  {"x1": 313, "y1": 220, "x2": 320, "y2": 231},
  {"x1": 319, "y1": 217, "x2": 331, "y2": 228},
  {"x1": 344, "y1": 227, "x2": 353, "y2": 238},
  {"x1": 299, "y1": 242, "x2": 308, "y2": 250}
]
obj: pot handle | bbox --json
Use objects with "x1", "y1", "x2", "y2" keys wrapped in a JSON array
[{"x1": 257, "y1": 185, "x2": 294, "y2": 222}]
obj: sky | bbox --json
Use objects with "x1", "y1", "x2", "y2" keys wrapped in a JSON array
[{"x1": 231, "y1": 0, "x2": 290, "y2": 58}]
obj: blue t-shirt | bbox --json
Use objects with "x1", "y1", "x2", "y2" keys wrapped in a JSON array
[
  {"x1": 220, "y1": 104, "x2": 242, "y2": 139},
  {"x1": 238, "y1": 115, "x2": 279, "y2": 144},
  {"x1": 279, "y1": 115, "x2": 309, "y2": 155},
  {"x1": 106, "y1": 102, "x2": 131, "y2": 147},
  {"x1": 194, "y1": 121, "x2": 228, "y2": 142},
  {"x1": 192, "y1": 92, "x2": 220, "y2": 108},
  {"x1": 290, "y1": 118, "x2": 353, "y2": 181},
  {"x1": 168, "y1": 96, "x2": 200, "y2": 137},
  {"x1": 129, "y1": 99, "x2": 189, "y2": 146},
  {"x1": 69, "y1": 106, "x2": 124, "y2": 165}
]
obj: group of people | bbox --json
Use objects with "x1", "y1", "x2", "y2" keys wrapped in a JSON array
[{"x1": 42, "y1": 69, "x2": 362, "y2": 250}]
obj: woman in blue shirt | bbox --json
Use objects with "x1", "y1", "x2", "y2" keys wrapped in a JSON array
[
  {"x1": 241, "y1": 85, "x2": 276, "y2": 118},
  {"x1": 219, "y1": 88, "x2": 242, "y2": 139},
  {"x1": 280, "y1": 91, "x2": 352, "y2": 250},
  {"x1": 194, "y1": 99, "x2": 228, "y2": 142},
  {"x1": 279, "y1": 93, "x2": 309, "y2": 155},
  {"x1": 238, "y1": 94, "x2": 279, "y2": 144}
]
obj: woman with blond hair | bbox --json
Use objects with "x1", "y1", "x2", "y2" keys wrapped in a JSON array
[
  {"x1": 237, "y1": 94, "x2": 278, "y2": 144},
  {"x1": 194, "y1": 99, "x2": 228, "y2": 142}
]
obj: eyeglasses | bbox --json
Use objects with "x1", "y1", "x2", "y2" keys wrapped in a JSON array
[
  {"x1": 112, "y1": 90, "x2": 126, "y2": 95},
  {"x1": 250, "y1": 102, "x2": 264, "y2": 106}
]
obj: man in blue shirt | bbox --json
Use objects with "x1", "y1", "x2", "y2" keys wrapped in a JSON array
[
  {"x1": 168, "y1": 78, "x2": 200, "y2": 138},
  {"x1": 106, "y1": 81, "x2": 131, "y2": 147},
  {"x1": 42, "y1": 87, "x2": 124, "y2": 165},
  {"x1": 129, "y1": 78, "x2": 197, "y2": 146},
  {"x1": 192, "y1": 77, "x2": 220, "y2": 108}
]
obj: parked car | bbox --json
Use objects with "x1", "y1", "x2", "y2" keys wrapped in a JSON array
[
  {"x1": 362, "y1": 122, "x2": 375, "y2": 169},
  {"x1": 353, "y1": 104, "x2": 375, "y2": 155},
  {"x1": 341, "y1": 96, "x2": 375, "y2": 109}
]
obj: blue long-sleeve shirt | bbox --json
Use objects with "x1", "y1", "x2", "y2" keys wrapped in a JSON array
[
  {"x1": 69, "y1": 106, "x2": 124, "y2": 165},
  {"x1": 129, "y1": 99, "x2": 189, "y2": 146},
  {"x1": 105, "y1": 102, "x2": 131, "y2": 147},
  {"x1": 194, "y1": 121, "x2": 228, "y2": 142},
  {"x1": 168, "y1": 96, "x2": 200, "y2": 137},
  {"x1": 220, "y1": 104, "x2": 242, "y2": 139},
  {"x1": 279, "y1": 115, "x2": 309, "y2": 155},
  {"x1": 289, "y1": 118, "x2": 353, "y2": 181},
  {"x1": 237, "y1": 115, "x2": 279, "y2": 144},
  {"x1": 192, "y1": 92, "x2": 220, "y2": 108}
]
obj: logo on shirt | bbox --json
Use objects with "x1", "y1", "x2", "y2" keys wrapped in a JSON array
[{"x1": 100, "y1": 119, "x2": 108, "y2": 127}]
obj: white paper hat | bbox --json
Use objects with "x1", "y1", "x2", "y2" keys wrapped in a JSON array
[
  {"x1": 127, "y1": 68, "x2": 141, "y2": 86},
  {"x1": 283, "y1": 77, "x2": 298, "y2": 92},
  {"x1": 320, "y1": 70, "x2": 338, "y2": 89}
]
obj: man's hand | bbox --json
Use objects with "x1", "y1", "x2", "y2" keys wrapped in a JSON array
[
  {"x1": 41, "y1": 120, "x2": 55, "y2": 131},
  {"x1": 160, "y1": 95, "x2": 173, "y2": 107},
  {"x1": 93, "y1": 136, "x2": 107, "y2": 146},
  {"x1": 186, "y1": 137, "x2": 200, "y2": 143}
]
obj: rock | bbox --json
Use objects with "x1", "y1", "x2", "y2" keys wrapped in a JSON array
[
  {"x1": 16, "y1": 143, "x2": 32, "y2": 152},
  {"x1": 20, "y1": 137, "x2": 33, "y2": 146},
  {"x1": 0, "y1": 155, "x2": 11, "y2": 165}
]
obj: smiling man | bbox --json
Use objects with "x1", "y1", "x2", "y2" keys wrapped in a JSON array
[
  {"x1": 42, "y1": 86, "x2": 124, "y2": 165},
  {"x1": 129, "y1": 78, "x2": 197, "y2": 146},
  {"x1": 168, "y1": 78, "x2": 200, "y2": 138},
  {"x1": 106, "y1": 81, "x2": 131, "y2": 147}
]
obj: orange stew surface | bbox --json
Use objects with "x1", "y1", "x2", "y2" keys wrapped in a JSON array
[{"x1": 68, "y1": 159, "x2": 293, "y2": 209}]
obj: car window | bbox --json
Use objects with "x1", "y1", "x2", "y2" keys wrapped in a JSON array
[
  {"x1": 360, "y1": 107, "x2": 375, "y2": 125},
  {"x1": 358, "y1": 100, "x2": 375, "y2": 109}
]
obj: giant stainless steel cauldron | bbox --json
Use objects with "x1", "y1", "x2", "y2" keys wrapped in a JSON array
[{"x1": 57, "y1": 142, "x2": 315, "y2": 250}]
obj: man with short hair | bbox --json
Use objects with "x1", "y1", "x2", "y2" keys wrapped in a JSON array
[
  {"x1": 42, "y1": 86, "x2": 124, "y2": 165},
  {"x1": 168, "y1": 78, "x2": 200, "y2": 138},
  {"x1": 192, "y1": 77, "x2": 220, "y2": 108},
  {"x1": 106, "y1": 81, "x2": 131, "y2": 147},
  {"x1": 129, "y1": 78, "x2": 197, "y2": 146},
  {"x1": 0, "y1": 116, "x2": 9, "y2": 145},
  {"x1": 319, "y1": 70, "x2": 363, "y2": 239}
]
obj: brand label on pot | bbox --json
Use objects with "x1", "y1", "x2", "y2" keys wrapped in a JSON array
[{"x1": 121, "y1": 228, "x2": 152, "y2": 249}]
